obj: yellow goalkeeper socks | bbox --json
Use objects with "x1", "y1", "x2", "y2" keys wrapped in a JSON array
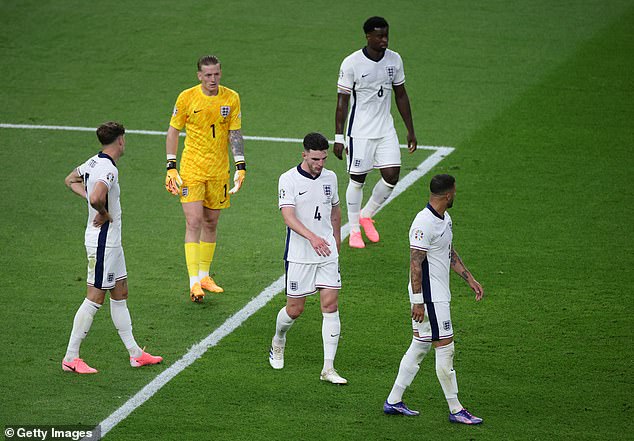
[
  {"x1": 184, "y1": 242, "x2": 200, "y2": 288},
  {"x1": 199, "y1": 242, "x2": 216, "y2": 279}
]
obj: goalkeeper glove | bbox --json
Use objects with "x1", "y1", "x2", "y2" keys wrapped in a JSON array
[
  {"x1": 228, "y1": 161, "x2": 246, "y2": 194},
  {"x1": 165, "y1": 160, "x2": 182, "y2": 195}
]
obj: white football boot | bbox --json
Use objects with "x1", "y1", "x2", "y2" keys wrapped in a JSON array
[
  {"x1": 269, "y1": 339, "x2": 285, "y2": 369},
  {"x1": 320, "y1": 368, "x2": 348, "y2": 385}
]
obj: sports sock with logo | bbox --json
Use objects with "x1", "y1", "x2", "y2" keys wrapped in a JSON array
[
  {"x1": 346, "y1": 180, "x2": 364, "y2": 232},
  {"x1": 184, "y1": 242, "x2": 200, "y2": 288},
  {"x1": 322, "y1": 310, "x2": 341, "y2": 371},
  {"x1": 198, "y1": 241, "x2": 216, "y2": 279},
  {"x1": 361, "y1": 178, "x2": 395, "y2": 219},
  {"x1": 64, "y1": 298, "x2": 101, "y2": 362},
  {"x1": 387, "y1": 337, "x2": 431, "y2": 404},
  {"x1": 110, "y1": 298, "x2": 143, "y2": 358},
  {"x1": 435, "y1": 342, "x2": 463, "y2": 413},
  {"x1": 274, "y1": 306, "x2": 295, "y2": 346}
]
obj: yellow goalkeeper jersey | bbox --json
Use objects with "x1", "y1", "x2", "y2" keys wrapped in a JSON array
[{"x1": 170, "y1": 84, "x2": 242, "y2": 181}]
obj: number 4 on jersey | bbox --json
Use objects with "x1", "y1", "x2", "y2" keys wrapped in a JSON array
[{"x1": 314, "y1": 206, "x2": 322, "y2": 221}]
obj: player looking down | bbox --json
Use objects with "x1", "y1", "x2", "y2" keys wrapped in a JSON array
[{"x1": 165, "y1": 55, "x2": 246, "y2": 302}]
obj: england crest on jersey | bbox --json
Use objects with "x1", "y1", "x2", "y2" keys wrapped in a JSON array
[
  {"x1": 220, "y1": 106, "x2": 231, "y2": 117},
  {"x1": 323, "y1": 184, "x2": 332, "y2": 197},
  {"x1": 385, "y1": 65, "x2": 396, "y2": 82}
]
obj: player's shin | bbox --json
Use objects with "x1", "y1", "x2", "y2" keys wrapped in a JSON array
[
  {"x1": 322, "y1": 310, "x2": 341, "y2": 371},
  {"x1": 198, "y1": 241, "x2": 216, "y2": 279},
  {"x1": 346, "y1": 180, "x2": 364, "y2": 231},
  {"x1": 387, "y1": 338, "x2": 431, "y2": 404},
  {"x1": 435, "y1": 342, "x2": 462, "y2": 413},
  {"x1": 361, "y1": 178, "x2": 395, "y2": 219},
  {"x1": 64, "y1": 298, "x2": 101, "y2": 361},
  {"x1": 110, "y1": 299, "x2": 142, "y2": 358},
  {"x1": 274, "y1": 306, "x2": 295, "y2": 344},
  {"x1": 184, "y1": 242, "x2": 200, "y2": 288}
]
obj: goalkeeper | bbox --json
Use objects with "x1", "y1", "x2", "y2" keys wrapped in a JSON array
[{"x1": 165, "y1": 55, "x2": 246, "y2": 302}]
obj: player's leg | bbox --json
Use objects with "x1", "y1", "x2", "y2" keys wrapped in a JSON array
[
  {"x1": 429, "y1": 303, "x2": 482, "y2": 424},
  {"x1": 199, "y1": 206, "x2": 223, "y2": 293},
  {"x1": 199, "y1": 179, "x2": 229, "y2": 293},
  {"x1": 269, "y1": 297, "x2": 305, "y2": 370},
  {"x1": 316, "y1": 262, "x2": 346, "y2": 384},
  {"x1": 182, "y1": 191, "x2": 205, "y2": 301},
  {"x1": 62, "y1": 246, "x2": 108, "y2": 374},
  {"x1": 384, "y1": 306, "x2": 433, "y2": 415},
  {"x1": 360, "y1": 134, "x2": 401, "y2": 242},
  {"x1": 346, "y1": 137, "x2": 375, "y2": 248},
  {"x1": 62, "y1": 285, "x2": 105, "y2": 374},
  {"x1": 110, "y1": 276, "x2": 163, "y2": 368},
  {"x1": 269, "y1": 262, "x2": 312, "y2": 369}
]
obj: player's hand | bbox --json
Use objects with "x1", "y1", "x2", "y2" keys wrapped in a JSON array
[
  {"x1": 93, "y1": 211, "x2": 112, "y2": 227},
  {"x1": 411, "y1": 303, "x2": 425, "y2": 323},
  {"x1": 165, "y1": 169, "x2": 182, "y2": 195},
  {"x1": 470, "y1": 278, "x2": 484, "y2": 301},
  {"x1": 333, "y1": 142, "x2": 346, "y2": 160},
  {"x1": 309, "y1": 235, "x2": 331, "y2": 257},
  {"x1": 229, "y1": 169, "x2": 246, "y2": 194},
  {"x1": 407, "y1": 133, "x2": 418, "y2": 153}
]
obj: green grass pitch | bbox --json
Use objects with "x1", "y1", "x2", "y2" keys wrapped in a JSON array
[{"x1": 0, "y1": 1, "x2": 632, "y2": 440}]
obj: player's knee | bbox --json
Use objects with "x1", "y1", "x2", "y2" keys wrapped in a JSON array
[
  {"x1": 349, "y1": 175, "x2": 366, "y2": 185},
  {"x1": 185, "y1": 216, "x2": 203, "y2": 231},
  {"x1": 286, "y1": 304, "x2": 304, "y2": 319},
  {"x1": 381, "y1": 170, "x2": 399, "y2": 186}
]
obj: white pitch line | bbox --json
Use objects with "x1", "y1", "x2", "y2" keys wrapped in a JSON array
[
  {"x1": 1, "y1": 121, "x2": 453, "y2": 439},
  {"x1": 0, "y1": 123, "x2": 441, "y2": 150}
]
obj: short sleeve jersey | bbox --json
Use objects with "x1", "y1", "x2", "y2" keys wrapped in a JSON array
[
  {"x1": 76, "y1": 152, "x2": 122, "y2": 248},
  {"x1": 169, "y1": 84, "x2": 241, "y2": 181},
  {"x1": 337, "y1": 48, "x2": 405, "y2": 139},
  {"x1": 408, "y1": 204, "x2": 453, "y2": 302},
  {"x1": 278, "y1": 165, "x2": 340, "y2": 264}
]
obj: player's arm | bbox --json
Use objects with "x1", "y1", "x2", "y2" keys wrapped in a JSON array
[
  {"x1": 394, "y1": 83, "x2": 417, "y2": 153},
  {"x1": 410, "y1": 248, "x2": 427, "y2": 322},
  {"x1": 281, "y1": 206, "x2": 331, "y2": 257},
  {"x1": 334, "y1": 92, "x2": 350, "y2": 160},
  {"x1": 228, "y1": 129, "x2": 246, "y2": 194},
  {"x1": 165, "y1": 125, "x2": 183, "y2": 195},
  {"x1": 450, "y1": 247, "x2": 484, "y2": 301},
  {"x1": 331, "y1": 204, "x2": 341, "y2": 253},
  {"x1": 89, "y1": 181, "x2": 112, "y2": 227},
  {"x1": 64, "y1": 169, "x2": 86, "y2": 199}
]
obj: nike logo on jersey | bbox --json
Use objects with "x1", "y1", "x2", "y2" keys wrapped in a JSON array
[
  {"x1": 193, "y1": 109, "x2": 202, "y2": 113},
  {"x1": 361, "y1": 73, "x2": 370, "y2": 78},
  {"x1": 299, "y1": 191, "x2": 308, "y2": 195}
]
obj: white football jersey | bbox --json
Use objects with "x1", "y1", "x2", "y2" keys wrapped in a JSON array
[
  {"x1": 278, "y1": 165, "x2": 340, "y2": 263},
  {"x1": 408, "y1": 204, "x2": 453, "y2": 303},
  {"x1": 337, "y1": 48, "x2": 405, "y2": 139},
  {"x1": 76, "y1": 152, "x2": 122, "y2": 248}
]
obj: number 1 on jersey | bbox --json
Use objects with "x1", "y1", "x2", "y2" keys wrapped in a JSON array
[
  {"x1": 210, "y1": 124, "x2": 215, "y2": 138},
  {"x1": 314, "y1": 206, "x2": 322, "y2": 221}
]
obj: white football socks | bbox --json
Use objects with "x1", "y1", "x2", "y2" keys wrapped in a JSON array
[
  {"x1": 387, "y1": 338, "x2": 431, "y2": 404},
  {"x1": 64, "y1": 298, "x2": 101, "y2": 362},
  {"x1": 273, "y1": 306, "x2": 295, "y2": 346},
  {"x1": 322, "y1": 310, "x2": 341, "y2": 371},
  {"x1": 110, "y1": 298, "x2": 143, "y2": 358},
  {"x1": 346, "y1": 180, "x2": 364, "y2": 232},
  {"x1": 361, "y1": 178, "x2": 395, "y2": 219},
  {"x1": 435, "y1": 342, "x2": 463, "y2": 413}
]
